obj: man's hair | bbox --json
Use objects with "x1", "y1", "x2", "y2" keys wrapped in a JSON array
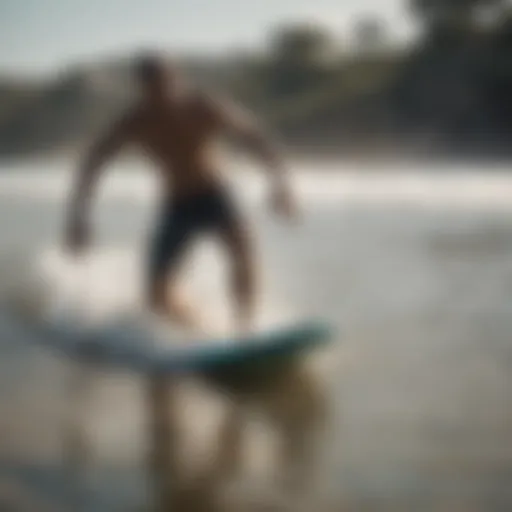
[{"x1": 133, "y1": 53, "x2": 165, "y2": 84}]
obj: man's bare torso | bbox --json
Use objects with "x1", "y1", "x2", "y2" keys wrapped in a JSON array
[{"x1": 131, "y1": 92, "x2": 222, "y2": 197}]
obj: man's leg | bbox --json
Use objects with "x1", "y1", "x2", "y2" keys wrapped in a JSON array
[
  {"x1": 147, "y1": 214, "x2": 204, "y2": 331},
  {"x1": 219, "y1": 221, "x2": 258, "y2": 333},
  {"x1": 148, "y1": 274, "x2": 202, "y2": 331}
]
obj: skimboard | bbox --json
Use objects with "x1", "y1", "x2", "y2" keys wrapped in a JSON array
[{"x1": 25, "y1": 318, "x2": 333, "y2": 376}]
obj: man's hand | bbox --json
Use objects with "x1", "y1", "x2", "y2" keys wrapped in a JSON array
[
  {"x1": 269, "y1": 182, "x2": 300, "y2": 223},
  {"x1": 64, "y1": 217, "x2": 90, "y2": 256}
]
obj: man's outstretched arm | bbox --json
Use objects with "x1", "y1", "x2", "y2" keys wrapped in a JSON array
[
  {"x1": 207, "y1": 97, "x2": 298, "y2": 220},
  {"x1": 65, "y1": 111, "x2": 136, "y2": 253}
]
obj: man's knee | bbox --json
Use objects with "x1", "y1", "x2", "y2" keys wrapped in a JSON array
[
  {"x1": 147, "y1": 278, "x2": 191, "y2": 320},
  {"x1": 147, "y1": 276, "x2": 167, "y2": 312},
  {"x1": 231, "y1": 253, "x2": 256, "y2": 295}
]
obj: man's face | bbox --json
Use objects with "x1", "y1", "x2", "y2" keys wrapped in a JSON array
[{"x1": 138, "y1": 59, "x2": 180, "y2": 99}]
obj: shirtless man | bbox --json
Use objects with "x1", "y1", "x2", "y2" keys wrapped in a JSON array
[{"x1": 64, "y1": 53, "x2": 297, "y2": 332}]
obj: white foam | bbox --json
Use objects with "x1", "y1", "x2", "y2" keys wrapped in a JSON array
[{"x1": 0, "y1": 242, "x2": 295, "y2": 354}]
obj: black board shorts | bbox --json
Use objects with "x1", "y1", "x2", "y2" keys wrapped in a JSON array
[{"x1": 148, "y1": 183, "x2": 238, "y2": 282}]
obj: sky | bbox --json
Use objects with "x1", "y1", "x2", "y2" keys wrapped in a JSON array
[{"x1": 0, "y1": 0, "x2": 412, "y2": 76}]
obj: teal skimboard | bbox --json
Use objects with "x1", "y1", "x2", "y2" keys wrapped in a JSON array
[{"x1": 29, "y1": 319, "x2": 334, "y2": 376}]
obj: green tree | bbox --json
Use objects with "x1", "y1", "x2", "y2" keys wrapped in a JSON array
[
  {"x1": 410, "y1": 0, "x2": 506, "y2": 30},
  {"x1": 353, "y1": 16, "x2": 388, "y2": 54},
  {"x1": 266, "y1": 23, "x2": 337, "y2": 97},
  {"x1": 269, "y1": 22, "x2": 335, "y2": 65}
]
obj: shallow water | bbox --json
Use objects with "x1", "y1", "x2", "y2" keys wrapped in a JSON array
[{"x1": 0, "y1": 160, "x2": 512, "y2": 511}]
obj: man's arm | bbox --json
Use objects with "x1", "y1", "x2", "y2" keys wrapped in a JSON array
[
  {"x1": 212, "y1": 97, "x2": 284, "y2": 171},
  {"x1": 65, "y1": 111, "x2": 136, "y2": 253},
  {"x1": 206, "y1": 96, "x2": 298, "y2": 219}
]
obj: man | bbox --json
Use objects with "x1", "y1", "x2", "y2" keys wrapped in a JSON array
[{"x1": 64, "y1": 52, "x2": 297, "y2": 332}]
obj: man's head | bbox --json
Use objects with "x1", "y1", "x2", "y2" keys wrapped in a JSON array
[{"x1": 133, "y1": 52, "x2": 180, "y2": 98}]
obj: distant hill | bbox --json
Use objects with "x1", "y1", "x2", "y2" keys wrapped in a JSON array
[
  {"x1": 0, "y1": 12, "x2": 511, "y2": 160},
  {"x1": 0, "y1": 69, "x2": 127, "y2": 158},
  {"x1": 0, "y1": 55, "x2": 247, "y2": 159}
]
